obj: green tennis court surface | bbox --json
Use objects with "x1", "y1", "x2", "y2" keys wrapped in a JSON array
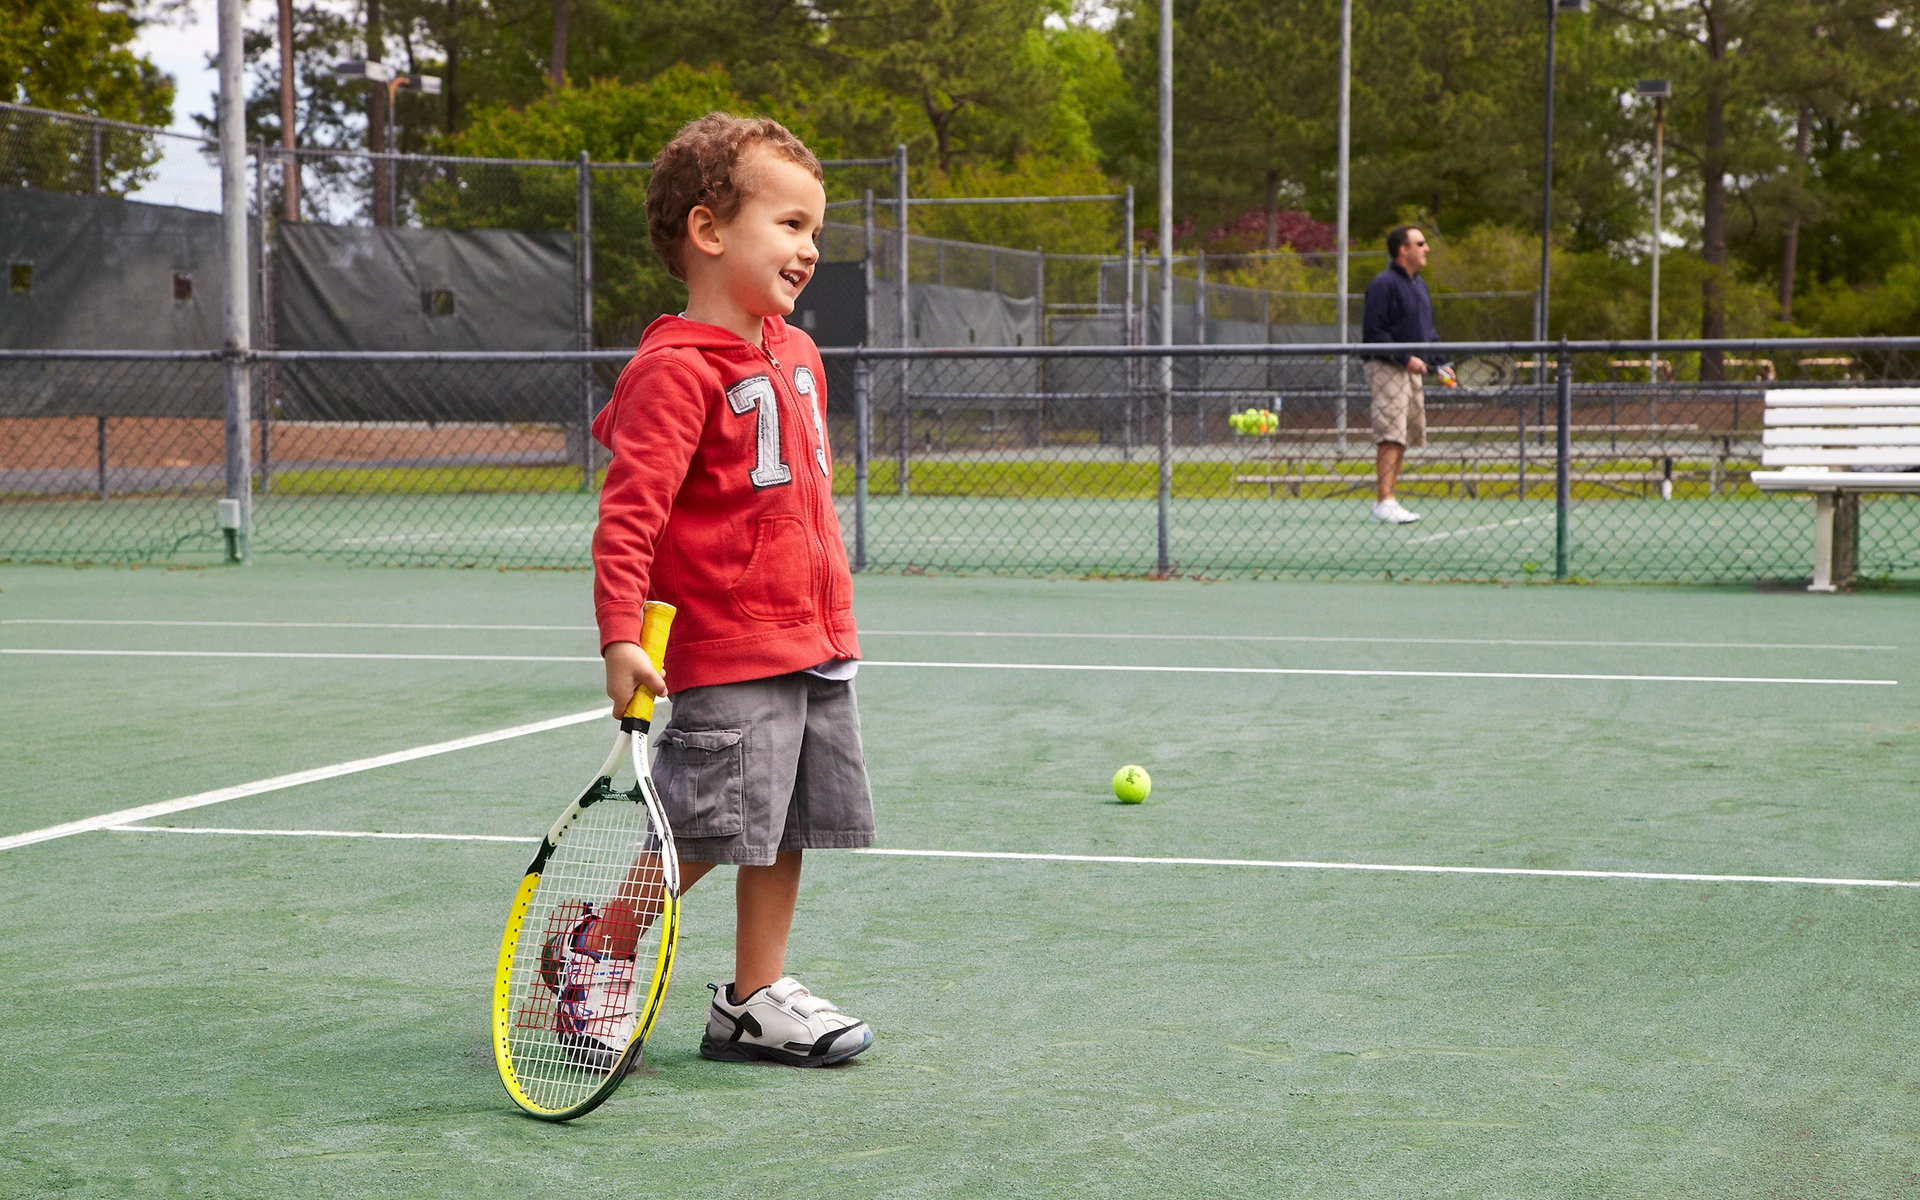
[{"x1": 3, "y1": 563, "x2": 1917, "y2": 1196}]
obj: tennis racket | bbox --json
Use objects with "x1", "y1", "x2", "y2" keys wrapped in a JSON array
[
  {"x1": 1443, "y1": 354, "x2": 1519, "y2": 393},
  {"x1": 493, "y1": 600, "x2": 680, "y2": 1121}
]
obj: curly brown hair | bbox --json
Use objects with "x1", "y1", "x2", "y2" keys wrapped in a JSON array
[{"x1": 646, "y1": 114, "x2": 823, "y2": 282}]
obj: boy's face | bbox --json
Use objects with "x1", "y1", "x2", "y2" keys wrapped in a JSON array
[{"x1": 704, "y1": 148, "x2": 826, "y2": 319}]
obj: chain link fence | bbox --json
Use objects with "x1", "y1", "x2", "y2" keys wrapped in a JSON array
[
  {"x1": 840, "y1": 342, "x2": 1920, "y2": 585},
  {"x1": 0, "y1": 101, "x2": 188, "y2": 200},
  {"x1": 5, "y1": 341, "x2": 1917, "y2": 586}
]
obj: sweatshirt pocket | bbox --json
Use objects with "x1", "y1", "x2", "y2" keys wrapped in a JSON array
[
  {"x1": 656, "y1": 728, "x2": 745, "y2": 838},
  {"x1": 727, "y1": 514, "x2": 817, "y2": 622}
]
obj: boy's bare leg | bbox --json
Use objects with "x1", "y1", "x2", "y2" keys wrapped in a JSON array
[
  {"x1": 734, "y1": 849, "x2": 802, "y2": 996},
  {"x1": 631, "y1": 854, "x2": 798, "y2": 994},
  {"x1": 1376, "y1": 441, "x2": 1405, "y2": 502}
]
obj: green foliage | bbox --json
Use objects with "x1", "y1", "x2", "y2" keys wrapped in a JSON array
[
  {"x1": 425, "y1": 67, "x2": 830, "y2": 343},
  {"x1": 1111, "y1": 0, "x2": 1636, "y2": 251},
  {"x1": 0, "y1": 0, "x2": 172, "y2": 123},
  {"x1": 0, "y1": 0, "x2": 173, "y2": 194},
  {"x1": 28, "y1": 0, "x2": 1903, "y2": 344},
  {"x1": 832, "y1": 0, "x2": 1059, "y2": 171},
  {"x1": 912, "y1": 156, "x2": 1122, "y2": 253},
  {"x1": 1421, "y1": 224, "x2": 1773, "y2": 342},
  {"x1": 1792, "y1": 101, "x2": 1920, "y2": 291},
  {"x1": 1033, "y1": 19, "x2": 1128, "y2": 167},
  {"x1": 1794, "y1": 217, "x2": 1920, "y2": 337}
]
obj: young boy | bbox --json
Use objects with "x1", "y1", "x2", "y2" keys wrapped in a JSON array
[{"x1": 591, "y1": 114, "x2": 873, "y2": 1067}]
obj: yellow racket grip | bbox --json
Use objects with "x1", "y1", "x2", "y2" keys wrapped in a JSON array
[{"x1": 620, "y1": 600, "x2": 676, "y2": 731}]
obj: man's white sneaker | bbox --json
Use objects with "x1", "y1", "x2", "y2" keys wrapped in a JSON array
[
  {"x1": 701, "y1": 977, "x2": 873, "y2": 1067},
  {"x1": 1371, "y1": 498, "x2": 1421, "y2": 524}
]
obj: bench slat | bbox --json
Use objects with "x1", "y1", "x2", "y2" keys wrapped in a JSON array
[
  {"x1": 1760, "y1": 448, "x2": 1920, "y2": 466},
  {"x1": 1764, "y1": 388, "x2": 1920, "y2": 406},
  {"x1": 1765, "y1": 406, "x2": 1920, "y2": 426},
  {"x1": 1752, "y1": 469, "x2": 1920, "y2": 492},
  {"x1": 1763, "y1": 428, "x2": 1920, "y2": 446}
]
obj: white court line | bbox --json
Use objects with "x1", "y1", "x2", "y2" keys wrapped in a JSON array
[
  {"x1": 107, "y1": 825, "x2": 538, "y2": 844},
  {"x1": 339, "y1": 523, "x2": 593, "y2": 546},
  {"x1": 1407, "y1": 516, "x2": 1548, "y2": 545},
  {"x1": 3, "y1": 620, "x2": 1893, "y2": 652},
  {"x1": 0, "y1": 648, "x2": 1895, "y2": 686},
  {"x1": 855, "y1": 848, "x2": 1920, "y2": 890},
  {"x1": 0, "y1": 708, "x2": 607, "y2": 853},
  {"x1": 862, "y1": 630, "x2": 1897, "y2": 653},
  {"x1": 97, "y1": 825, "x2": 1920, "y2": 890},
  {"x1": 1, "y1": 619, "x2": 592, "y2": 631},
  {"x1": 860, "y1": 660, "x2": 1896, "y2": 687},
  {"x1": 1, "y1": 648, "x2": 598, "y2": 663}
]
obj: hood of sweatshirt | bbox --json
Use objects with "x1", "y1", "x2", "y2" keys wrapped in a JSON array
[{"x1": 634, "y1": 313, "x2": 797, "y2": 362}]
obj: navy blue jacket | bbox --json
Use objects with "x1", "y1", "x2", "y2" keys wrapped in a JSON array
[{"x1": 1361, "y1": 263, "x2": 1446, "y2": 368}]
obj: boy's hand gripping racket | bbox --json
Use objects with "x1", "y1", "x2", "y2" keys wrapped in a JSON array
[{"x1": 493, "y1": 601, "x2": 680, "y2": 1121}]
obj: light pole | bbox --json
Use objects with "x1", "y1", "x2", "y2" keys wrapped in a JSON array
[
  {"x1": 277, "y1": 0, "x2": 298, "y2": 222},
  {"x1": 218, "y1": 0, "x2": 251, "y2": 562},
  {"x1": 1156, "y1": 0, "x2": 1173, "y2": 577},
  {"x1": 1537, "y1": 0, "x2": 1588, "y2": 348},
  {"x1": 1335, "y1": 0, "x2": 1351, "y2": 454},
  {"x1": 334, "y1": 61, "x2": 440, "y2": 224},
  {"x1": 1637, "y1": 79, "x2": 1670, "y2": 384}
]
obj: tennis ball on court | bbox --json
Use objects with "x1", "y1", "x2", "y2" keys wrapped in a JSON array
[{"x1": 1112, "y1": 765, "x2": 1151, "y2": 804}]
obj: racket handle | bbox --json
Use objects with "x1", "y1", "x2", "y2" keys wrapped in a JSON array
[{"x1": 621, "y1": 601, "x2": 676, "y2": 732}]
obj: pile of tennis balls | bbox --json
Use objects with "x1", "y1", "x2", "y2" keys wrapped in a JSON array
[{"x1": 1228, "y1": 407, "x2": 1279, "y2": 436}]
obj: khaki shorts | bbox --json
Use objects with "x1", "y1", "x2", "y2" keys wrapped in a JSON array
[
  {"x1": 1365, "y1": 360, "x2": 1427, "y2": 448},
  {"x1": 652, "y1": 671, "x2": 875, "y2": 867}
]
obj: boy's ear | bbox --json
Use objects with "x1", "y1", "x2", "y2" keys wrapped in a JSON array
[{"x1": 685, "y1": 205, "x2": 726, "y2": 261}]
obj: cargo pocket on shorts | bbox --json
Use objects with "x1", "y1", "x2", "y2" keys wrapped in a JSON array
[{"x1": 656, "y1": 728, "x2": 745, "y2": 838}]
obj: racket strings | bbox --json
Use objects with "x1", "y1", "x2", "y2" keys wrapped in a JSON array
[{"x1": 504, "y1": 782, "x2": 672, "y2": 1110}]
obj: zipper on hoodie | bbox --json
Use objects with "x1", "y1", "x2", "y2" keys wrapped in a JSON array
[{"x1": 763, "y1": 342, "x2": 853, "y2": 660}]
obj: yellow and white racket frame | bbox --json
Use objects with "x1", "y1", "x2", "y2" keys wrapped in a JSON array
[{"x1": 492, "y1": 601, "x2": 681, "y2": 1121}]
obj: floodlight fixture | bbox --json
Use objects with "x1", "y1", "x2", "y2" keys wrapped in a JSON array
[
  {"x1": 1557, "y1": 0, "x2": 1590, "y2": 11},
  {"x1": 332, "y1": 60, "x2": 394, "y2": 84},
  {"x1": 1636, "y1": 79, "x2": 1671, "y2": 98},
  {"x1": 400, "y1": 74, "x2": 442, "y2": 95}
]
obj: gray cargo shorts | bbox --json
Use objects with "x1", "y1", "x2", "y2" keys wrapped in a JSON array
[{"x1": 651, "y1": 671, "x2": 875, "y2": 867}]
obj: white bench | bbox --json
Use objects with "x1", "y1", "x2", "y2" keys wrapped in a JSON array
[{"x1": 1751, "y1": 388, "x2": 1920, "y2": 591}]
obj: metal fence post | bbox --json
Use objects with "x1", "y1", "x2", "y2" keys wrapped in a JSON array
[
  {"x1": 90, "y1": 126, "x2": 103, "y2": 194},
  {"x1": 1156, "y1": 0, "x2": 1173, "y2": 577},
  {"x1": 218, "y1": 0, "x2": 252, "y2": 564},
  {"x1": 853, "y1": 354, "x2": 870, "y2": 572},
  {"x1": 863, "y1": 190, "x2": 875, "y2": 341},
  {"x1": 1033, "y1": 246, "x2": 1044, "y2": 346},
  {"x1": 577, "y1": 150, "x2": 595, "y2": 491},
  {"x1": 96, "y1": 414, "x2": 107, "y2": 499},
  {"x1": 1517, "y1": 382, "x2": 1528, "y2": 499},
  {"x1": 1555, "y1": 339, "x2": 1571, "y2": 579},
  {"x1": 257, "y1": 140, "x2": 274, "y2": 495},
  {"x1": 1122, "y1": 185, "x2": 1134, "y2": 349},
  {"x1": 896, "y1": 144, "x2": 910, "y2": 498}
]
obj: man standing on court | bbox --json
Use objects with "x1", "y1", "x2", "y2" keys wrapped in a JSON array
[{"x1": 1361, "y1": 226, "x2": 1450, "y2": 524}]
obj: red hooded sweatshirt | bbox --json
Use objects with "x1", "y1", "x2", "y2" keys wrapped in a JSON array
[{"x1": 591, "y1": 314, "x2": 859, "y2": 691}]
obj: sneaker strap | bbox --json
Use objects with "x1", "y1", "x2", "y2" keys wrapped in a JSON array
[{"x1": 767, "y1": 976, "x2": 842, "y2": 1017}]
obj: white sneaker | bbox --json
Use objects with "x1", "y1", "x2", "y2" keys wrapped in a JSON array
[
  {"x1": 542, "y1": 914, "x2": 638, "y2": 1073},
  {"x1": 1371, "y1": 498, "x2": 1421, "y2": 524},
  {"x1": 701, "y1": 977, "x2": 873, "y2": 1067}
]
